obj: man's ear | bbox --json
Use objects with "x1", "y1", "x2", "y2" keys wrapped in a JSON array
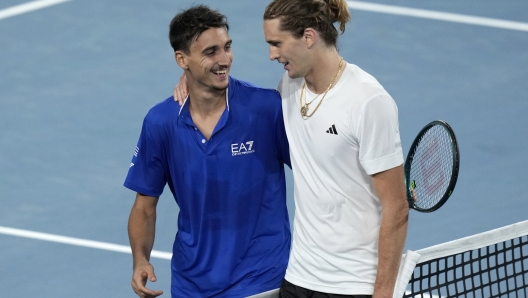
[
  {"x1": 175, "y1": 51, "x2": 188, "y2": 69},
  {"x1": 303, "y1": 27, "x2": 318, "y2": 48}
]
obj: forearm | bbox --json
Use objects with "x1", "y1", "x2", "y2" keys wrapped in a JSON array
[
  {"x1": 373, "y1": 208, "x2": 408, "y2": 297},
  {"x1": 127, "y1": 194, "x2": 163, "y2": 297},
  {"x1": 371, "y1": 165, "x2": 409, "y2": 298},
  {"x1": 128, "y1": 195, "x2": 158, "y2": 266}
]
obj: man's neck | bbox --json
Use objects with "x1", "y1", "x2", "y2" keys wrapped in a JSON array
[
  {"x1": 187, "y1": 83, "x2": 227, "y2": 140},
  {"x1": 187, "y1": 84, "x2": 227, "y2": 118},
  {"x1": 304, "y1": 49, "x2": 344, "y2": 94}
]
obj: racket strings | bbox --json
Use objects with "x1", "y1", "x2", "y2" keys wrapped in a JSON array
[{"x1": 410, "y1": 125, "x2": 454, "y2": 209}]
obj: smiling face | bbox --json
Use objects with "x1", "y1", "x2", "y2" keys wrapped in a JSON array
[
  {"x1": 176, "y1": 27, "x2": 233, "y2": 93},
  {"x1": 263, "y1": 18, "x2": 310, "y2": 79}
]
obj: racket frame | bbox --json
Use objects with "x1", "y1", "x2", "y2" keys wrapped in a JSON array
[{"x1": 404, "y1": 120, "x2": 460, "y2": 212}]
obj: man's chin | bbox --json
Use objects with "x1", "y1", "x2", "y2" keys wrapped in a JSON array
[
  {"x1": 212, "y1": 83, "x2": 229, "y2": 91},
  {"x1": 287, "y1": 70, "x2": 302, "y2": 79}
]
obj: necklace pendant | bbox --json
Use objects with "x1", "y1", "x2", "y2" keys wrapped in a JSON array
[{"x1": 300, "y1": 105, "x2": 308, "y2": 117}]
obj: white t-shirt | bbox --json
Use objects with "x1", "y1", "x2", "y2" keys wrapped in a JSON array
[{"x1": 279, "y1": 63, "x2": 403, "y2": 295}]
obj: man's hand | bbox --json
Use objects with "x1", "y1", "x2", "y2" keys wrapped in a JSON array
[
  {"x1": 131, "y1": 261, "x2": 163, "y2": 298},
  {"x1": 173, "y1": 72, "x2": 189, "y2": 106},
  {"x1": 128, "y1": 193, "x2": 161, "y2": 297}
]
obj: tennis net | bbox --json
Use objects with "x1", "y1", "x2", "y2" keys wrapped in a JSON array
[{"x1": 395, "y1": 220, "x2": 528, "y2": 298}]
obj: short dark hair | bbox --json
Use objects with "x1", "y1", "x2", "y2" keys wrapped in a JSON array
[{"x1": 169, "y1": 5, "x2": 229, "y2": 54}]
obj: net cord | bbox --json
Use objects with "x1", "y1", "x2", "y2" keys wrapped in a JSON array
[
  {"x1": 393, "y1": 220, "x2": 528, "y2": 298},
  {"x1": 415, "y1": 220, "x2": 528, "y2": 263}
]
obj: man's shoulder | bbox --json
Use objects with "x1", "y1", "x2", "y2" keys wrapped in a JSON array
[
  {"x1": 144, "y1": 96, "x2": 179, "y2": 124},
  {"x1": 345, "y1": 63, "x2": 386, "y2": 92},
  {"x1": 340, "y1": 63, "x2": 392, "y2": 103},
  {"x1": 229, "y1": 77, "x2": 281, "y2": 106},
  {"x1": 230, "y1": 77, "x2": 279, "y2": 95}
]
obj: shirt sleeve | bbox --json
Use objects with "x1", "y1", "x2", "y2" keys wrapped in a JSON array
[
  {"x1": 357, "y1": 94, "x2": 404, "y2": 175},
  {"x1": 123, "y1": 115, "x2": 167, "y2": 197},
  {"x1": 276, "y1": 103, "x2": 291, "y2": 168}
]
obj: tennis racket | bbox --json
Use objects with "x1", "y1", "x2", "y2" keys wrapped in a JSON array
[{"x1": 404, "y1": 120, "x2": 460, "y2": 212}]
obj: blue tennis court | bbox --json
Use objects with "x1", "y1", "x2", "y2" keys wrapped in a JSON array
[{"x1": 1, "y1": 0, "x2": 527, "y2": 297}]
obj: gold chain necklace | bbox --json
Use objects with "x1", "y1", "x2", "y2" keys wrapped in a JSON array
[{"x1": 300, "y1": 57, "x2": 344, "y2": 119}]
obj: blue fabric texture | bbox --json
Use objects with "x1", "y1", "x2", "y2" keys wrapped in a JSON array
[{"x1": 124, "y1": 77, "x2": 291, "y2": 297}]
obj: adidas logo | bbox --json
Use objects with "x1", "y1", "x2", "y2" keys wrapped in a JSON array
[{"x1": 326, "y1": 124, "x2": 338, "y2": 135}]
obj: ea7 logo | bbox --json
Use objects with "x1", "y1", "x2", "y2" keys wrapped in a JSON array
[{"x1": 231, "y1": 141, "x2": 255, "y2": 156}]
